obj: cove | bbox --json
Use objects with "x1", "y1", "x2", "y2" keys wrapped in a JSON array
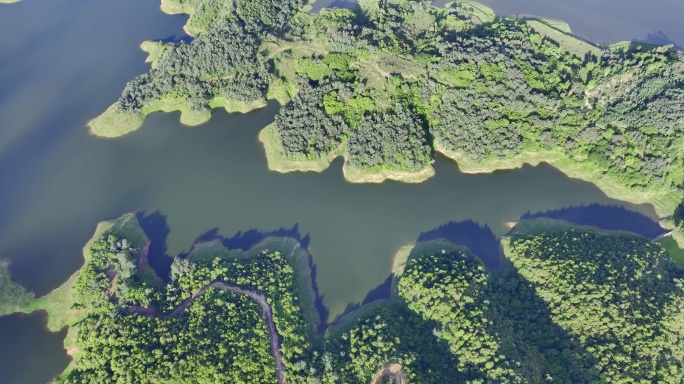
[{"x1": 0, "y1": 0, "x2": 676, "y2": 382}]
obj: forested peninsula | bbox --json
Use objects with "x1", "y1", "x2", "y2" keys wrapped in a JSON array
[
  {"x1": 88, "y1": 0, "x2": 684, "y2": 221},
  {"x1": 2, "y1": 213, "x2": 684, "y2": 382}
]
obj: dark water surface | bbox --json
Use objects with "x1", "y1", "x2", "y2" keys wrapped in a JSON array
[{"x1": 0, "y1": 0, "x2": 676, "y2": 381}]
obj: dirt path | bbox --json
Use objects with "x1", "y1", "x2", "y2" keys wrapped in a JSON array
[
  {"x1": 359, "y1": 59, "x2": 390, "y2": 77},
  {"x1": 266, "y1": 45, "x2": 330, "y2": 60},
  {"x1": 653, "y1": 230, "x2": 674, "y2": 241},
  {"x1": 128, "y1": 282, "x2": 286, "y2": 384},
  {"x1": 371, "y1": 363, "x2": 405, "y2": 384}
]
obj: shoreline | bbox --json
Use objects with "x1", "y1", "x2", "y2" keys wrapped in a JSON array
[
  {"x1": 87, "y1": 0, "x2": 681, "y2": 216},
  {"x1": 259, "y1": 123, "x2": 436, "y2": 183},
  {"x1": 433, "y1": 139, "x2": 679, "y2": 218}
]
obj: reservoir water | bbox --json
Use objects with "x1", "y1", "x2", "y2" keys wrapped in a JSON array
[{"x1": 0, "y1": 0, "x2": 680, "y2": 381}]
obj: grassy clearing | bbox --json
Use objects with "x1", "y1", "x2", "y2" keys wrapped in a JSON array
[
  {"x1": 435, "y1": 139, "x2": 679, "y2": 218},
  {"x1": 91, "y1": 94, "x2": 269, "y2": 138},
  {"x1": 88, "y1": 104, "x2": 145, "y2": 138},
  {"x1": 658, "y1": 236, "x2": 684, "y2": 266},
  {"x1": 259, "y1": 123, "x2": 345, "y2": 173},
  {"x1": 527, "y1": 19, "x2": 602, "y2": 58},
  {"x1": 209, "y1": 97, "x2": 267, "y2": 114},
  {"x1": 140, "y1": 41, "x2": 169, "y2": 69},
  {"x1": 88, "y1": 98, "x2": 212, "y2": 138},
  {"x1": 610, "y1": 41, "x2": 662, "y2": 53},
  {"x1": 266, "y1": 79, "x2": 297, "y2": 105},
  {"x1": 454, "y1": 0, "x2": 495, "y2": 24},
  {"x1": 0, "y1": 0, "x2": 20, "y2": 3},
  {"x1": 539, "y1": 18, "x2": 572, "y2": 34},
  {"x1": 160, "y1": 0, "x2": 187, "y2": 14},
  {"x1": 187, "y1": 236, "x2": 320, "y2": 336},
  {"x1": 0, "y1": 261, "x2": 36, "y2": 317}
]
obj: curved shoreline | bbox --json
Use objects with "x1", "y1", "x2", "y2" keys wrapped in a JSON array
[
  {"x1": 128, "y1": 282, "x2": 287, "y2": 384},
  {"x1": 259, "y1": 123, "x2": 435, "y2": 184},
  {"x1": 433, "y1": 139, "x2": 679, "y2": 218}
]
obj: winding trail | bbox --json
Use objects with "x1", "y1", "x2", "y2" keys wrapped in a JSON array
[{"x1": 127, "y1": 282, "x2": 286, "y2": 384}]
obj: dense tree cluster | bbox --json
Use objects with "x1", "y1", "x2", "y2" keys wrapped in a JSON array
[
  {"x1": 235, "y1": 0, "x2": 306, "y2": 34},
  {"x1": 73, "y1": 235, "x2": 156, "y2": 311},
  {"x1": 67, "y1": 233, "x2": 316, "y2": 383},
  {"x1": 118, "y1": 22, "x2": 270, "y2": 113},
  {"x1": 110, "y1": 0, "x2": 684, "y2": 198},
  {"x1": 67, "y1": 289, "x2": 274, "y2": 383},
  {"x1": 324, "y1": 305, "x2": 461, "y2": 384},
  {"x1": 166, "y1": 253, "x2": 315, "y2": 381},
  {"x1": 346, "y1": 102, "x2": 431, "y2": 171},
  {"x1": 273, "y1": 81, "x2": 350, "y2": 158},
  {"x1": 59, "y1": 217, "x2": 684, "y2": 383},
  {"x1": 508, "y1": 228, "x2": 684, "y2": 382},
  {"x1": 398, "y1": 252, "x2": 521, "y2": 382},
  {"x1": 396, "y1": 224, "x2": 684, "y2": 383}
]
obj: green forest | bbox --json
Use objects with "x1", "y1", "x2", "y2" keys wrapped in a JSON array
[
  {"x1": 3, "y1": 214, "x2": 684, "y2": 383},
  {"x1": 89, "y1": 0, "x2": 684, "y2": 218}
]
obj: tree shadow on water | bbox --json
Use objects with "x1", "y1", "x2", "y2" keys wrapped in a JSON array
[
  {"x1": 418, "y1": 220, "x2": 501, "y2": 269},
  {"x1": 181, "y1": 223, "x2": 330, "y2": 333},
  {"x1": 136, "y1": 210, "x2": 173, "y2": 281},
  {"x1": 520, "y1": 203, "x2": 667, "y2": 239},
  {"x1": 640, "y1": 31, "x2": 683, "y2": 50},
  {"x1": 158, "y1": 34, "x2": 193, "y2": 44}
]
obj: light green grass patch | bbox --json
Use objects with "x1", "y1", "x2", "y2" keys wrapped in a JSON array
[
  {"x1": 142, "y1": 98, "x2": 212, "y2": 126},
  {"x1": 376, "y1": 54, "x2": 425, "y2": 79},
  {"x1": 88, "y1": 104, "x2": 145, "y2": 138},
  {"x1": 209, "y1": 97, "x2": 267, "y2": 114},
  {"x1": 342, "y1": 162, "x2": 435, "y2": 184},
  {"x1": 609, "y1": 41, "x2": 662, "y2": 56},
  {"x1": 0, "y1": 260, "x2": 36, "y2": 317},
  {"x1": 527, "y1": 20, "x2": 602, "y2": 58},
  {"x1": 186, "y1": 240, "x2": 233, "y2": 263},
  {"x1": 0, "y1": 0, "x2": 21, "y2": 3},
  {"x1": 267, "y1": 78, "x2": 297, "y2": 105},
  {"x1": 540, "y1": 18, "x2": 571, "y2": 34},
  {"x1": 453, "y1": 0, "x2": 495, "y2": 24},
  {"x1": 140, "y1": 41, "x2": 169, "y2": 69},
  {"x1": 658, "y1": 236, "x2": 684, "y2": 266}
]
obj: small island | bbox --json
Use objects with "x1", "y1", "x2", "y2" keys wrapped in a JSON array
[
  {"x1": 88, "y1": 0, "x2": 684, "y2": 223},
  {"x1": 2, "y1": 213, "x2": 684, "y2": 382}
]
